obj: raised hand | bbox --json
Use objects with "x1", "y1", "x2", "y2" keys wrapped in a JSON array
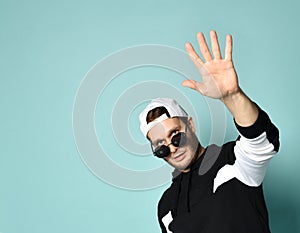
[{"x1": 183, "y1": 30, "x2": 240, "y2": 100}]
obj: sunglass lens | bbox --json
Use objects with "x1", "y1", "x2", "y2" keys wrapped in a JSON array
[
  {"x1": 172, "y1": 132, "x2": 186, "y2": 147},
  {"x1": 153, "y1": 132, "x2": 187, "y2": 158},
  {"x1": 154, "y1": 145, "x2": 170, "y2": 158}
]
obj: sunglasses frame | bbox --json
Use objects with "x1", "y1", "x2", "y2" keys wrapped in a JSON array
[{"x1": 150, "y1": 124, "x2": 188, "y2": 158}]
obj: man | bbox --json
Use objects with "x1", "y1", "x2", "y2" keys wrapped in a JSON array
[{"x1": 139, "y1": 31, "x2": 280, "y2": 233}]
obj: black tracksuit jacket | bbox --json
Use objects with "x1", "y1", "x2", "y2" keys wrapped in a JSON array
[{"x1": 158, "y1": 106, "x2": 280, "y2": 233}]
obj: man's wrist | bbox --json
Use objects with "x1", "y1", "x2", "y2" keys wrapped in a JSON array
[
  {"x1": 222, "y1": 89, "x2": 259, "y2": 127},
  {"x1": 222, "y1": 88, "x2": 243, "y2": 105}
]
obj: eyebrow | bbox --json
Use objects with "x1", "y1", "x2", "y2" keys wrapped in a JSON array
[{"x1": 152, "y1": 125, "x2": 181, "y2": 145}]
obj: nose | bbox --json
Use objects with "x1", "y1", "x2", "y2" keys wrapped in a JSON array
[{"x1": 168, "y1": 143, "x2": 177, "y2": 154}]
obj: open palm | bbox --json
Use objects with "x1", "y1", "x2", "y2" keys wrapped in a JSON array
[{"x1": 183, "y1": 31, "x2": 240, "y2": 100}]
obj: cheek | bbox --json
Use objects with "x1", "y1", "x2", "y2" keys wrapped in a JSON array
[{"x1": 186, "y1": 134, "x2": 199, "y2": 151}]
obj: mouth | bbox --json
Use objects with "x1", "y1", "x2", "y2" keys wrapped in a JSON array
[{"x1": 173, "y1": 151, "x2": 185, "y2": 162}]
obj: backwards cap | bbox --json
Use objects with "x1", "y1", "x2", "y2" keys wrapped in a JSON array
[{"x1": 139, "y1": 98, "x2": 188, "y2": 137}]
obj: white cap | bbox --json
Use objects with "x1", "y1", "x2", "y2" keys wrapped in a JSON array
[{"x1": 139, "y1": 98, "x2": 188, "y2": 137}]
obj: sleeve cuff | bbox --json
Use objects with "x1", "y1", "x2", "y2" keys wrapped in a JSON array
[{"x1": 234, "y1": 105, "x2": 270, "y2": 139}]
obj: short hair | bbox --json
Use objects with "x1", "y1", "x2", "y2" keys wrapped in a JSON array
[
  {"x1": 146, "y1": 107, "x2": 170, "y2": 123},
  {"x1": 146, "y1": 106, "x2": 188, "y2": 125}
]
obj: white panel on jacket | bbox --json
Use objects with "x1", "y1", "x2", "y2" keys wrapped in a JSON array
[
  {"x1": 162, "y1": 211, "x2": 173, "y2": 233},
  {"x1": 213, "y1": 132, "x2": 277, "y2": 193}
]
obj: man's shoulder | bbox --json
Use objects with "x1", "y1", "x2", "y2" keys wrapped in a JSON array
[{"x1": 199, "y1": 142, "x2": 237, "y2": 171}]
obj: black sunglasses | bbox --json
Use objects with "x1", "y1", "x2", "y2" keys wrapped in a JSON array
[{"x1": 151, "y1": 126, "x2": 188, "y2": 158}]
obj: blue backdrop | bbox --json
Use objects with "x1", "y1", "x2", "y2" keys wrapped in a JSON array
[{"x1": 1, "y1": 0, "x2": 299, "y2": 232}]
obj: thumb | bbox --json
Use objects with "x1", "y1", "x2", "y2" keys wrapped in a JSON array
[{"x1": 182, "y1": 80, "x2": 206, "y2": 95}]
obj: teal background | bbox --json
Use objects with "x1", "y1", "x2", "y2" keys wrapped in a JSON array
[{"x1": 1, "y1": 0, "x2": 299, "y2": 232}]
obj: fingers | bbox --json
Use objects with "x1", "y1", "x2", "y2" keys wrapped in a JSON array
[
  {"x1": 182, "y1": 79, "x2": 206, "y2": 95},
  {"x1": 190, "y1": 30, "x2": 232, "y2": 61},
  {"x1": 182, "y1": 79, "x2": 197, "y2": 90},
  {"x1": 185, "y1": 42, "x2": 204, "y2": 67},
  {"x1": 197, "y1": 32, "x2": 213, "y2": 62},
  {"x1": 210, "y1": 30, "x2": 222, "y2": 60},
  {"x1": 225, "y1": 34, "x2": 233, "y2": 61}
]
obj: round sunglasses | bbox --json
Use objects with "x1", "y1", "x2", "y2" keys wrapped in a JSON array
[{"x1": 151, "y1": 127, "x2": 188, "y2": 158}]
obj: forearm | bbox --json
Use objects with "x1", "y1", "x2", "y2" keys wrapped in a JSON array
[
  {"x1": 227, "y1": 101, "x2": 280, "y2": 188},
  {"x1": 222, "y1": 89, "x2": 259, "y2": 127}
]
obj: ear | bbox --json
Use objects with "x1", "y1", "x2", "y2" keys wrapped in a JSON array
[
  {"x1": 187, "y1": 117, "x2": 196, "y2": 133},
  {"x1": 146, "y1": 131, "x2": 153, "y2": 143}
]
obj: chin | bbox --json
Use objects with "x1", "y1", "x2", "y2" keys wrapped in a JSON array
[
  {"x1": 178, "y1": 156, "x2": 194, "y2": 171},
  {"x1": 174, "y1": 161, "x2": 190, "y2": 171}
]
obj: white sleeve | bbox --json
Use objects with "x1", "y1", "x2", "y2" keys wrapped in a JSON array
[
  {"x1": 233, "y1": 132, "x2": 276, "y2": 186},
  {"x1": 213, "y1": 107, "x2": 279, "y2": 193}
]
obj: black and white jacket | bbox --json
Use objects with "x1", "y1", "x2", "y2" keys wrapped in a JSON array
[{"x1": 158, "y1": 106, "x2": 280, "y2": 233}]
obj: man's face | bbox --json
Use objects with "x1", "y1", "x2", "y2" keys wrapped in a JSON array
[{"x1": 147, "y1": 117, "x2": 199, "y2": 172}]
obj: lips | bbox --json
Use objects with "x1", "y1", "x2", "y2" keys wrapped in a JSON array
[{"x1": 173, "y1": 151, "x2": 185, "y2": 162}]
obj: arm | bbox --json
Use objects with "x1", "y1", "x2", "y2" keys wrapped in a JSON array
[
  {"x1": 183, "y1": 30, "x2": 258, "y2": 126},
  {"x1": 184, "y1": 31, "x2": 280, "y2": 189},
  {"x1": 224, "y1": 106, "x2": 279, "y2": 189},
  {"x1": 158, "y1": 195, "x2": 172, "y2": 233}
]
